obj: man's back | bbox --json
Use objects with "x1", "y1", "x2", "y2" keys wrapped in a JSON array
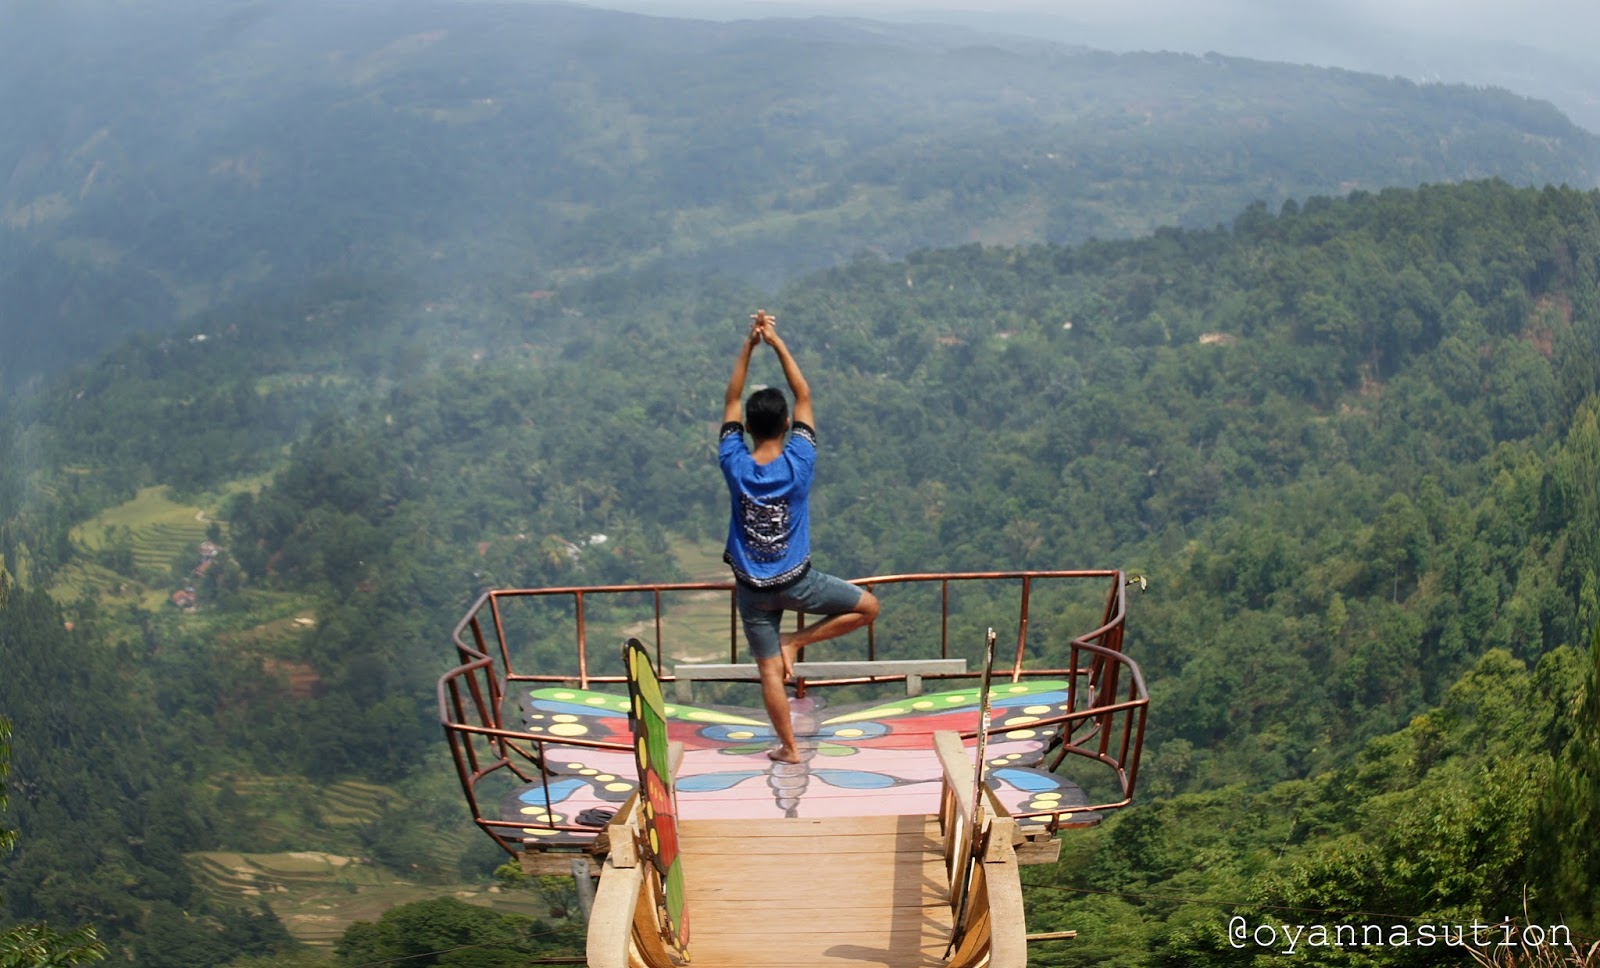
[{"x1": 719, "y1": 420, "x2": 816, "y2": 589}]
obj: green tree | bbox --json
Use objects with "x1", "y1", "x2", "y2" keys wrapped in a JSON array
[
  {"x1": 1528, "y1": 627, "x2": 1600, "y2": 933},
  {"x1": 333, "y1": 897, "x2": 577, "y2": 968},
  {"x1": 0, "y1": 717, "x2": 108, "y2": 968}
]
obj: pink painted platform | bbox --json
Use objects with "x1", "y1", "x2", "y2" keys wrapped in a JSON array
[{"x1": 503, "y1": 679, "x2": 1096, "y2": 843}]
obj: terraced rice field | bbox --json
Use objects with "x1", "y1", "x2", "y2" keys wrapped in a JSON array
[
  {"x1": 55, "y1": 485, "x2": 217, "y2": 606},
  {"x1": 191, "y1": 777, "x2": 553, "y2": 946},
  {"x1": 187, "y1": 850, "x2": 551, "y2": 946}
]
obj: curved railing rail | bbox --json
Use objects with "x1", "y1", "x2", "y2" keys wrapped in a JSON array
[{"x1": 439, "y1": 570, "x2": 1148, "y2": 854}]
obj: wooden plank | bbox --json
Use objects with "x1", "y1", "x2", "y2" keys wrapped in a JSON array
[
  {"x1": 675, "y1": 812, "x2": 955, "y2": 968},
  {"x1": 519, "y1": 850, "x2": 594, "y2": 876},
  {"x1": 687, "y1": 851, "x2": 943, "y2": 872},
  {"x1": 693, "y1": 926, "x2": 951, "y2": 947},
  {"x1": 687, "y1": 886, "x2": 947, "y2": 907},
  {"x1": 693, "y1": 907, "x2": 949, "y2": 930},
  {"x1": 686, "y1": 944, "x2": 950, "y2": 968},
  {"x1": 586, "y1": 858, "x2": 641, "y2": 968},
  {"x1": 984, "y1": 817, "x2": 1018, "y2": 863},
  {"x1": 1016, "y1": 836, "x2": 1063, "y2": 866},
  {"x1": 984, "y1": 837, "x2": 1029, "y2": 968},
  {"x1": 680, "y1": 815, "x2": 933, "y2": 836},
  {"x1": 932, "y1": 731, "x2": 976, "y2": 828}
]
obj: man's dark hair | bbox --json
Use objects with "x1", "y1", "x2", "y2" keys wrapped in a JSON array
[{"x1": 745, "y1": 387, "x2": 790, "y2": 441}]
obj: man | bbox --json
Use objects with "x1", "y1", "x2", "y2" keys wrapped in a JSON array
[{"x1": 719, "y1": 310, "x2": 880, "y2": 764}]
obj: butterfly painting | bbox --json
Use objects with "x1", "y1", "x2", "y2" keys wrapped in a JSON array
[{"x1": 503, "y1": 661, "x2": 1097, "y2": 840}]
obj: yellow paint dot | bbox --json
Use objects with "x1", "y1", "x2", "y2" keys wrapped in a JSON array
[
  {"x1": 664, "y1": 706, "x2": 678, "y2": 715},
  {"x1": 945, "y1": 696, "x2": 965, "y2": 703},
  {"x1": 689, "y1": 710, "x2": 720, "y2": 722},
  {"x1": 1005, "y1": 716, "x2": 1040, "y2": 726},
  {"x1": 548, "y1": 723, "x2": 589, "y2": 737},
  {"x1": 529, "y1": 726, "x2": 544, "y2": 733},
  {"x1": 522, "y1": 828, "x2": 556, "y2": 837},
  {"x1": 566, "y1": 762, "x2": 584, "y2": 770},
  {"x1": 728, "y1": 731, "x2": 755, "y2": 740},
  {"x1": 552, "y1": 714, "x2": 579, "y2": 723},
  {"x1": 596, "y1": 775, "x2": 615, "y2": 782},
  {"x1": 990, "y1": 759, "x2": 1006, "y2": 766},
  {"x1": 580, "y1": 769, "x2": 599, "y2": 776},
  {"x1": 1008, "y1": 685, "x2": 1028, "y2": 693},
  {"x1": 586, "y1": 697, "x2": 608, "y2": 705},
  {"x1": 1023, "y1": 705, "x2": 1051, "y2": 714},
  {"x1": 835, "y1": 728, "x2": 865, "y2": 738},
  {"x1": 519, "y1": 808, "x2": 555, "y2": 820},
  {"x1": 650, "y1": 829, "x2": 660, "y2": 853},
  {"x1": 1005, "y1": 729, "x2": 1037, "y2": 739},
  {"x1": 530, "y1": 714, "x2": 546, "y2": 720},
  {"x1": 605, "y1": 782, "x2": 632, "y2": 793},
  {"x1": 638, "y1": 743, "x2": 650, "y2": 772},
  {"x1": 912, "y1": 701, "x2": 934, "y2": 709},
  {"x1": 1034, "y1": 792, "x2": 1062, "y2": 802},
  {"x1": 1006, "y1": 754, "x2": 1022, "y2": 760},
  {"x1": 552, "y1": 692, "x2": 576, "y2": 700}
]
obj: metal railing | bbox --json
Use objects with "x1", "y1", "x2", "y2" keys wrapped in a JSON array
[{"x1": 438, "y1": 570, "x2": 1149, "y2": 853}]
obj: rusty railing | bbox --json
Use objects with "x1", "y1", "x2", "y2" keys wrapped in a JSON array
[{"x1": 438, "y1": 570, "x2": 1148, "y2": 853}]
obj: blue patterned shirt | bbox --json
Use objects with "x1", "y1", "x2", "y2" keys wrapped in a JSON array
[{"x1": 718, "y1": 420, "x2": 817, "y2": 588}]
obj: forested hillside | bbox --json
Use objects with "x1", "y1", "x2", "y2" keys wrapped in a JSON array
[
  {"x1": 4, "y1": 0, "x2": 1598, "y2": 390},
  {"x1": 3, "y1": 179, "x2": 1599, "y2": 965}
]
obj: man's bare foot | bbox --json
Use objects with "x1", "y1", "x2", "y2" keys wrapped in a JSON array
[
  {"x1": 767, "y1": 746, "x2": 803, "y2": 764},
  {"x1": 779, "y1": 633, "x2": 800, "y2": 681}
]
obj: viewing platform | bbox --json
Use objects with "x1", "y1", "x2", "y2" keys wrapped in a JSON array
[{"x1": 438, "y1": 570, "x2": 1149, "y2": 967}]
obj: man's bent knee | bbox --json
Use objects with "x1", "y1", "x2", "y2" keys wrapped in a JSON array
[
  {"x1": 857, "y1": 590, "x2": 880, "y2": 622},
  {"x1": 755, "y1": 654, "x2": 787, "y2": 682}
]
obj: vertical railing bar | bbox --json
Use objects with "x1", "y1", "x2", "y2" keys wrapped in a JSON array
[
  {"x1": 865, "y1": 581, "x2": 876, "y2": 661},
  {"x1": 1097, "y1": 660, "x2": 1121, "y2": 758},
  {"x1": 468, "y1": 614, "x2": 489, "y2": 661},
  {"x1": 462, "y1": 664, "x2": 496, "y2": 763},
  {"x1": 574, "y1": 591, "x2": 589, "y2": 689},
  {"x1": 1118, "y1": 674, "x2": 1137, "y2": 776},
  {"x1": 484, "y1": 597, "x2": 509, "y2": 725},
  {"x1": 450, "y1": 681, "x2": 475, "y2": 777},
  {"x1": 1127, "y1": 703, "x2": 1148, "y2": 796},
  {"x1": 489, "y1": 593, "x2": 511, "y2": 671},
  {"x1": 1011, "y1": 575, "x2": 1032, "y2": 683},
  {"x1": 940, "y1": 579, "x2": 950, "y2": 659},
  {"x1": 653, "y1": 588, "x2": 665, "y2": 671}
]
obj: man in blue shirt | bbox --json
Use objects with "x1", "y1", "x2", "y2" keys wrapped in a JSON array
[{"x1": 720, "y1": 310, "x2": 879, "y2": 764}]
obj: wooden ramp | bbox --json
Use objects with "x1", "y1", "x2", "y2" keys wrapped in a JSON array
[
  {"x1": 587, "y1": 732, "x2": 1031, "y2": 968},
  {"x1": 680, "y1": 815, "x2": 952, "y2": 968}
]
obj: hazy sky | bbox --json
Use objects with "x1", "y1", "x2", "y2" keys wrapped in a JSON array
[{"x1": 581, "y1": 0, "x2": 1600, "y2": 59}]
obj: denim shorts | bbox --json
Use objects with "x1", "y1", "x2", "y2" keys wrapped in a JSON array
[{"x1": 736, "y1": 568, "x2": 863, "y2": 661}]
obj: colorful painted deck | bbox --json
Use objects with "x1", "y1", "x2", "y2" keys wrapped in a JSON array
[{"x1": 503, "y1": 677, "x2": 1100, "y2": 846}]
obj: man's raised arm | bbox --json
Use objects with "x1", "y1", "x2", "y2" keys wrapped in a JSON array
[
  {"x1": 723, "y1": 319, "x2": 763, "y2": 425},
  {"x1": 757, "y1": 313, "x2": 813, "y2": 430}
]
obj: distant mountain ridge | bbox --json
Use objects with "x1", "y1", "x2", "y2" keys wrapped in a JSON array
[{"x1": 2, "y1": 0, "x2": 1597, "y2": 389}]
